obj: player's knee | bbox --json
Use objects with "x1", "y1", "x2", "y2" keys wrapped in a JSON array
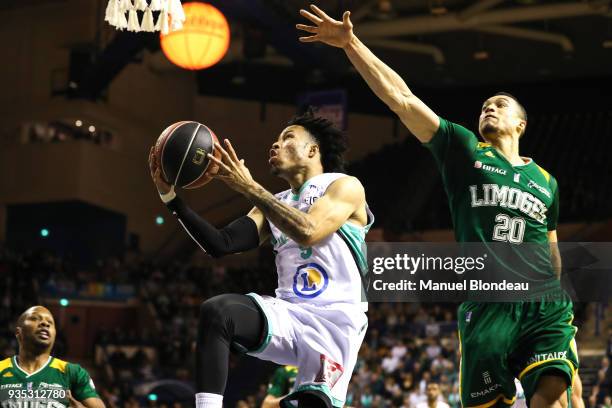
[
  {"x1": 199, "y1": 295, "x2": 231, "y2": 328},
  {"x1": 532, "y1": 375, "x2": 569, "y2": 408}
]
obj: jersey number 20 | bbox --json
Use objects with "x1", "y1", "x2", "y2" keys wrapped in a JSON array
[{"x1": 492, "y1": 213, "x2": 525, "y2": 244}]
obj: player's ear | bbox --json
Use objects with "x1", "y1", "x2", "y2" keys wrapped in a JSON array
[
  {"x1": 309, "y1": 143, "x2": 319, "y2": 158},
  {"x1": 518, "y1": 120, "x2": 526, "y2": 137}
]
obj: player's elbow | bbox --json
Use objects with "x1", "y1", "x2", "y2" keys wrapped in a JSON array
[
  {"x1": 291, "y1": 220, "x2": 319, "y2": 247},
  {"x1": 204, "y1": 233, "x2": 231, "y2": 258},
  {"x1": 387, "y1": 91, "x2": 415, "y2": 114},
  {"x1": 204, "y1": 244, "x2": 232, "y2": 259},
  {"x1": 294, "y1": 233, "x2": 316, "y2": 248},
  {"x1": 294, "y1": 228, "x2": 319, "y2": 247},
  {"x1": 297, "y1": 236, "x2": 318, "y2": 247}
]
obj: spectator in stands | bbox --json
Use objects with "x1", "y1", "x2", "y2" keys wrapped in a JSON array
[
  {"x1": 382, "y1": 377, "x2": 403, "y2": 405},
  {"x1": 407, "y1": 384, "x2": 426, "y2": 408},
  {"x1": 598, "y1": 357, "x2": 610, "y2": 388},
  {"x1": 447, "y1": 383, "x2": 460, "y2": 408},
  {"x1": 416, "y1": 382, "x2": 450, "y2": 408},
  {"x1": 607, "y1": 328, "x2": 612, "y2": 360},
  {"x1": 381, "y1": 348, "x2": 400, "y2": 373}
]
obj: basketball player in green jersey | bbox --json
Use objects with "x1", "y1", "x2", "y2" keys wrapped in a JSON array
[
  {"x1": 262, "y1": 366, "x2": 298, "y2": 408},
  {"x1": 0, "y1": 306, "x2": 104, "y2": 408},
  {"x1": 297, "y1": 5, "x2": 578, "y2": 408}
]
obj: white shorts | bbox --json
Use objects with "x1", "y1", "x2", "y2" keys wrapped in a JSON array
[{"x1": 246, "y1": 293, "x2": 368, "y2": 408}]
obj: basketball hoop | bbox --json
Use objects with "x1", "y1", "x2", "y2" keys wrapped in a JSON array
[{"x1": 104, "y1": 0, "x2": 185, "y2": 34}]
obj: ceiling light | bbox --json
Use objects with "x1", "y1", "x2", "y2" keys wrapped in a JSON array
[
  {"x1": 373, "y1": 0, "x2": 396, "y2": 19},
  {"x1": 378, "y1": 0, "x2": 392, "y2": 13},
  {"x1": 431, "y1": 6, "x2": 448, "y2": 15},
  {"x1": 88, "y1": 125, "x2": 96, "y2": 132},
  {"x1": 75, "y1": 120, "x2": 82, "y2": 127},
  {"x1": 473, "y1": 51, "x2": 489, "y2": 60}
]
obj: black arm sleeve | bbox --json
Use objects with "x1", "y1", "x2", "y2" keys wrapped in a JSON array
[{"x1": 166, "y1": 196, "x2": 260, "y2": 258}]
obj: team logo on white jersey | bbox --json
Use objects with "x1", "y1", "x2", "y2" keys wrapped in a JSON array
[
  {"x1": 293, "y1": 263, "x2": 329, "y2": 298},
  {"x1": 302, "y1": 184, "x2": 324, "y2": 206}
]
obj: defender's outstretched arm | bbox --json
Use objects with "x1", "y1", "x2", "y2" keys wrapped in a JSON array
[{"x1": 297, "y1": 4, "x2": 439, "y2": 142}]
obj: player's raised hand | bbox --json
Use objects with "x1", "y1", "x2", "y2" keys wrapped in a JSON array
[
  {"x1": 207, "y1": 139, "x2": 255, "y2": 194},
  {"x1": 297, "y1": 4, "x2": 353, "y2": 48},
  {"x1": 148, "y1": 146, "x2": 173, "y2": 195}
]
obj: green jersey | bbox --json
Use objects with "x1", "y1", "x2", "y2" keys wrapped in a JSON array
[
  {"x1": 267, "y1": 366, "x2": 298, "y2": 398},
  {"x1": 0, "y1": 356, "x2": 99, "y2": 407},
  {"x1": 425, "y1": 117, "x2": 560, "y2": 284}
]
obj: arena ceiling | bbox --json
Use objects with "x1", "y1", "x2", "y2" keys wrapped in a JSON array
[
  {"x1": 194, "y1": 0, "x2": 612, "y2": 109},
  {"x1": 278, "y1": 0, "x2": 612, "y2": 86},
  {"x1": 6, "y1": 0, "x2": 611, "y2": 110}
]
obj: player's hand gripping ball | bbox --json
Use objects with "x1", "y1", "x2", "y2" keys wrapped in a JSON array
[{"x1": 153, "y1": 121, "x2": 222, "y2": 189}]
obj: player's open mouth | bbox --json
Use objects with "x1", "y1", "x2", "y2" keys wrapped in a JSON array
[{"x1": 36, "y1": 329, "x2": 50, "y2": 339}]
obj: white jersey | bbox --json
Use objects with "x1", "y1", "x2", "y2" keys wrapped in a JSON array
[
  {"x1": 511, "y1": 379, "x2": 526, "y2": 408},
  {"x1": 268, "y1": 173, "x2": 374, "y2": 307}
]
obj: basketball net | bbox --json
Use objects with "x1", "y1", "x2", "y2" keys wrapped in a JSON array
[{"x1": 104, "y1": 0, "x2": 185, "y2": 34}]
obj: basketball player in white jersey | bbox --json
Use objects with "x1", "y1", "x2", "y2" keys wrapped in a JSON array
[{"x1": 148, "y1": 111, "x2": 373, "y2": 408}]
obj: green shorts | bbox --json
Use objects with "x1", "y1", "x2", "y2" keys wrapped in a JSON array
[{"x1": 458, "y1": 300, "x2": 578, "y2": 408}]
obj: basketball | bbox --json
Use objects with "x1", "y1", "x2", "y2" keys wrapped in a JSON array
[{"x1": 154, "y1": 121, "x2": 222, "y2": 189}]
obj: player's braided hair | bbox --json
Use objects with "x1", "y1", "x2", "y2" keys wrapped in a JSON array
[{"x1": 287, "y1": 108, "x2": 348, "y2": 173}]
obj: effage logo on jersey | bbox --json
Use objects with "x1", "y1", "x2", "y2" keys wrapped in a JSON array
[{"x1": 293, "y1": 263, "x2": 329, "y2": 298}]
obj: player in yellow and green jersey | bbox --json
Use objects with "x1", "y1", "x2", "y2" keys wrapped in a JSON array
[
  {"x1": 297, "y1": 5, "x2": 579, "y2": 408},
  {"x1": 427, "y1": 100, "x2": 578, "y2": 408},
  {"x1": 261, "y1": 366, "x2": 298, "y2": 408},
  {"x1": 0, "y1": 306, "x2": 104, "y2": 408}
]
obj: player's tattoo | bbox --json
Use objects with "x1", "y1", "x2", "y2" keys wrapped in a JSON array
[{"x1": 244, "y1": 183, "x2": 314, "y2": 244}]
